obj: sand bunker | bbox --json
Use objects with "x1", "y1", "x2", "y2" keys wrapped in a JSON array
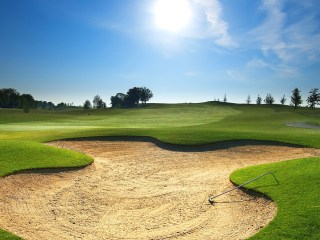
[{"x1": 1, "y1": 139, "x2": 320, "y2": 240}]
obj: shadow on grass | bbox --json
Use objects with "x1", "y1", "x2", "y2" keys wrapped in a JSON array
[
  {"x1": 53, "y1": 136, "x2": 309, "y2": 152},
  {"x1": 8, "y1": 165, "x2": 89, "y2": 176}
]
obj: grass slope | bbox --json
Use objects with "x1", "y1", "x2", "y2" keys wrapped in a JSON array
[
  {"x1": 0, "y1": 229, "x2": 22, "y2": 240},
  {"x1": 0, "y1": 140, "x2": 93, "y2": 177},
  {"x1": 0, "y1": 102, "x2": 319, "y2": 239},
  {"x1": 230, "y1": 157, "x2": 320, "y2": 240}
]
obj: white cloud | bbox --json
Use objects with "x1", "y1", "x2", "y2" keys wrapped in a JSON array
[
  {"x1": 192, "y1": 0, "x2": 237, "y2": 48},
  {"x1": 251, "y1": 0, "x2": 320, "y2": 64},
  {"x1": 246, "y1": 57, "x2": 299, "y2": 77},
  {"x1": 246, "y1": 58, "x2": 270, "y2": 68},
  {"x1": 251, "y1": 0, "x2": 287, "y2": 59}
]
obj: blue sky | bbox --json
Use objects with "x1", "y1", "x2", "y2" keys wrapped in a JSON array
[{"x1": 1, "y1": 0, "x2": 319, "y2": 105}]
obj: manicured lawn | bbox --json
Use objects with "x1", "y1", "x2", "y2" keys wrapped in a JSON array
[
  {"x1": 0, "y1": 229, "x2": 22, "y2": 240},
  {"x1": 0, "y1": 102, "x2": 319, "y2": 239},
  {"x1": 230, "y1": 157, "x2": 320, "y2": 240},
  {"x1": 0, "y1": 140, "x2": 93, "y2": 177}
]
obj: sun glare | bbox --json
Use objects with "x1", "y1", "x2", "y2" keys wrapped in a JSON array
[{"x1": 153, "y1": 0, "x2": 192, "y2": 32}]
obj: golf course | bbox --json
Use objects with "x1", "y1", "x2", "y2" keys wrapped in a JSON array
[{"x1": 0, "y1": 102, "x2": 319, "y2": 239}]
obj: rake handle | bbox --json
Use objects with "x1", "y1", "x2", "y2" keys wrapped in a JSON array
[{"x1": 209, "y1": 172, "x2": 273, "y2": 201}]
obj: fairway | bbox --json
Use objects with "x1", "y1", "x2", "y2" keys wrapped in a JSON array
[
  {"x1": 0, "y1": 103, "x2": 320, "y2": 239},
  {"x1": 0, "y1": 139, "x2": 319, "y2": 240},
  {"x1": 0, "y1": 104, "x2": 240, "y2": 131}
]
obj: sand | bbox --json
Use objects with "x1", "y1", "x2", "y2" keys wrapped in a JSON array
[{"x1": 0, "y1": 139, "x2": 319, "y2": 240}]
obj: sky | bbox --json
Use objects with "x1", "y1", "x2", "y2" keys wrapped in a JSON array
[{"x1": 0, "y1": 0, "x2": 320, "y2": 106}]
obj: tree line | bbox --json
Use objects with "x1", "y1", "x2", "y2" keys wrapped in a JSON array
[
  {"x1": 214, "y1": 87, "x2": 319, "y2": 109},
  {"x1": 1, "y1": 86, "x2": 319, "y2": 113},
  {"x1": 0, "y1": 86, "x2": 154, "y2": 112},
  {"x1": 0, "y1": 88, "x2": 77, "y2": 112},
  {"x1": 241, "y1": 87, "x2": 319, "y2": 109},
  {"x1": 83, "y1": 87, "x2": 153, "y2": 109}
]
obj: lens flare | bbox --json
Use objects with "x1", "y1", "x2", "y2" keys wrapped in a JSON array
[{"x1": 153, "y1": 0, "x2": 192, "y2": 32}]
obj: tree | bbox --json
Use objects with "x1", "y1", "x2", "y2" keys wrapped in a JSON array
[
  {"x1": 93, "y1": 95, "x2": 101, "y2": 108},
  {"x1": 246, "y1": 94, "x2": 251, "y2": 104},
  {"x1": 35, "y1": 100, "x2": 55, "y2": 110},
  {"x1": 100, "y1": 100, "x2": 107, "y2": 109},
  {"x1": 110, "y1": 87, "x2": 153, "y2": 108},
  {"x1": 57, "y1": 102, "x2": 67, "y2": 110},
  {"x1": 93, "y1": 95, "x2": 106, "y2": 109},
  {"x1": 306, "y1": 88, "x2": 320, "y2": 109},
  {"x1": 223, "y1": 94, "x2": 227, "y2": 103},
  {"x1": 256, "y1": 94, "x2": 262, "y2": 105},
  {"x1": 20, "y1": 94, "x2": 35, "y2": 113},
  {"x1": 124, "y1": 87, "x2": 140, "y2": 108},
  {"x1": 139, "y1": 87, "x2": 153, "y2": 104},
  {"x1": 83, "y1": 100, "x2": 92, "y2": 109},
  {"x1": 264, "y1": 94, "x2": 275, "y2": 105},
  {"x1": 0, "y1": 88, "x2": 21, "y2": 108},
  {"x1": 111, "y1": 93, "x2": 126, "y2": 108},
  {"x1": 280, "y1": 95, "x2": 286, "y2": 105},
  {"x1": 290, "y1": 88, "x2": 303, "y2": 109}
]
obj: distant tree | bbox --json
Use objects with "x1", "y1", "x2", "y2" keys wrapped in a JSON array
[
  {"x1": 110, "y1": 87, "x2": 153, "y2": 108},
  {"x1": 34, "y1": 100, "x2": 55, "y2": 110},
  {"x1": 256, "y1": 94, "x2": 262, "y2": 105},
  {"x1": 0, "y1": 88, "x2": 21, "y2": 108},
  {"x1": 307, "y1": 88, "x2": 320, "y2": 109},
  {"x1": 57, "y1": 102, "x2": 67, "y2": 110},
  {"x1": 264, "y1": 94, "x2": 275, "y2": 105},
  {"x1": 280, "y1": 95, "x2": 286, "y2": 105},
  {"x1": 47, "y1": 102, "x2": 55, "y2": 110},
  {"x1": 100, "y1": 100, "x2": 107, "y2": 109},
  {"x1": 223, "y1": 94, "x2": 227, "y2": 103},
  {"x1": 139, "y1": 87, "x2": 153, "y2": 104},
  {"x1": 124, "y1": 87, "x2": 141, "y2": 108},
  {"x1": 93, "y1": 95, "x2": 100, "y2": 108},
  {"x1": 117, "y1": 93, "x2": 126, "y2": 102},
  {"x1": 93, "y1": 95, "x2": 106, "y2": 109},
  {"x1": 110, "y1": 93, "x2": 126, "y2": 108},
  {"x1": 290, "y1": 88, "x2": 303, "y2": 109},
  {"x1": 20, "y1": 94, "x2": 35, "y2": 113},
  {"x1": 83, "y1": 100, "x2": 92, "y2": 109},
  {"x1": 246, "y1": 94, "x2": 251, "y2": 104}
]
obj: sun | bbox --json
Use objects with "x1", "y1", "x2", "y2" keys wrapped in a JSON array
[{"x1": 153, "y1": 0, "x2": 192, "y2": 32}]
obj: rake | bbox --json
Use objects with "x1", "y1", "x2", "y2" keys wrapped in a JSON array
[{"x1": 208, "y1": 172, "x2": 277, "y2": 205}]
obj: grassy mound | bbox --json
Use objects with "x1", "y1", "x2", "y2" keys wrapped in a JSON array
[
  {"x1": 0, "y1": 140, "x2": 93, "y2": 177},
  {"x1": 230, "y1": 157, "x2": 320, "y2": 240}
]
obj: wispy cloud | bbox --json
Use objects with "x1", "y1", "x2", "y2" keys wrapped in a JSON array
[
  {"x1": 251, "y1": 0, "x2": 320, "y2": 64},
  {"x1": 192, "y1": 0, "x2": 237, "y2": 48},
  {"x1": 226, "y1": 70, "x2": 246, "y2": 81},
  {"x1": 246, "y1": 58, "x2": 299, "y2": 77},
  {"x1": 246, "y1": 58, "x2": 270, "y2": 68}
]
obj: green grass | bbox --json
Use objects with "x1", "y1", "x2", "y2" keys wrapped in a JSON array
[
  {"x1": 0, "y1": 229, "x2": 22, "y2": 240},
  {"x1": 0, "y1": 140, "x2": 93, "y2": 177},
  {"x1": 230, "y1": 157, "x2": 320, "y2": 240},
  {"x1": 0, "y1": 102, "x2": 319, "y2": 239}
]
